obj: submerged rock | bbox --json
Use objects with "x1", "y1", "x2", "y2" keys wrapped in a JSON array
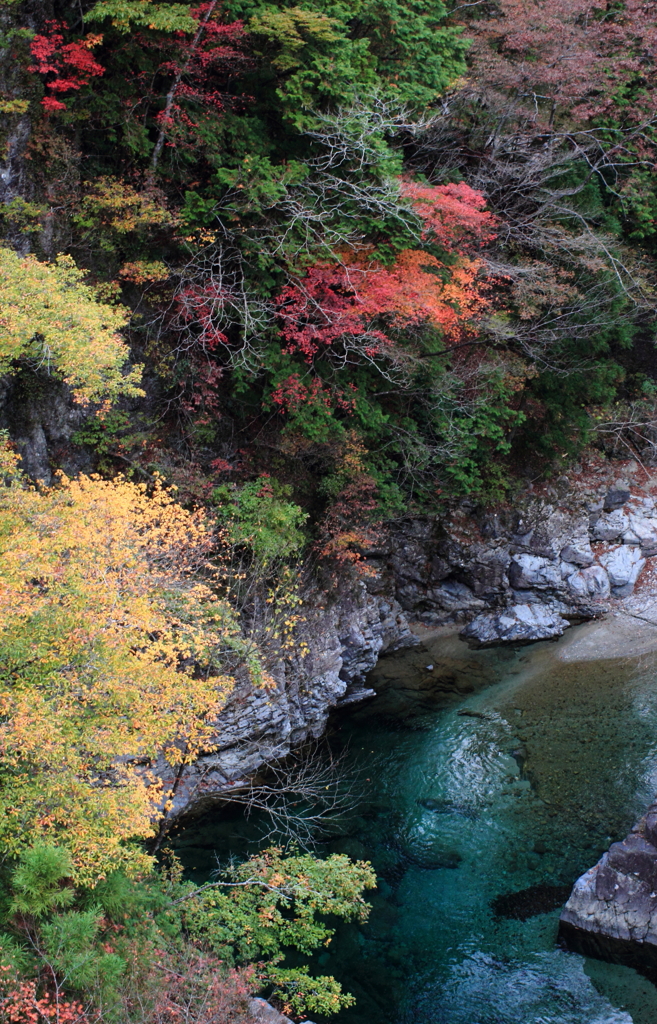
[
  {"x1": 406, "y1": 847, "x2": 463, "y2": 870},
  {"x1": 461, "y1": 603, "x2": 570, "y2": 645},
  {"x1": 417, "y1": 797, "x2": 478, "y2": 819},
  {"x1": 492, "y1": 884, "x2": 572, "y2": 921}
]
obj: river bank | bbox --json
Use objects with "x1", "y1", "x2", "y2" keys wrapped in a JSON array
[{"x1": 164, "y1": 460, "x2": 657, "y2": 830}]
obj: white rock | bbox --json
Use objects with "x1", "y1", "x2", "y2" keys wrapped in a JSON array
[
  {"x1": 623, "y1": 513, "x2": 657, "y2": 555},
  {"x1": 599, "y1": 545, "x2": 646, "y2": 595},
  {"x1": 592, "y1": 509, "x2": 629, "y2": 542},
  {"x1": 461, "y1": 603, "x2": 570, "y2": 644},
  {"x1": 566, "y1": 564, "x2": 611, "y2": 602},
  {"x1": 508, "y1": 553, "x2": 562, "y2": 589}
]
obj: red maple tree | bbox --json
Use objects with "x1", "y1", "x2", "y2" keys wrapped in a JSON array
[
  {"x1": 30, "y1": 21, "x2": 105, "y2": 112},
  {"x1": 461, "y1": 0, "x2": 657, "y2": 128},
  {"x1": 275, "y1": 180, "x2": 496, "y2": 364}
]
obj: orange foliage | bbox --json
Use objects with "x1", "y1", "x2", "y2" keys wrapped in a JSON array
[
  {"x1": 277, "y1": 178, "x2": 494, "y2": 362},
  {"x1": 0, "y1": 974, "x2": 89, "y2": 1024},
  {"x1": 277, "y1": 249, "x2": 490, "y2": 361},
  {"x1": 399, "y1": 179, "x2": 497, "y2": 249}
]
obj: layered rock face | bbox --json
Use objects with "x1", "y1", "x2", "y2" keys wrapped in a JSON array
[
  {"x1": 163, "y1": 581, "x2": 416, "y2": 822},
  {"x1": 559, "y1": 803, "x2": 657, "y2": 978}
]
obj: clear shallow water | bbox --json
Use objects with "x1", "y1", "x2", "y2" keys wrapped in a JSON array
[{"x1": 175, "y1": 631, "x2": 657, "y2": 1024}]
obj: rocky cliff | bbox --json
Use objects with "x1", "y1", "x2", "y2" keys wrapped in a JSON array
[
  {"x1": 8, "y1": 389, "x2": 657, "y2": 831},
  {"x1": 384, "y1": 477, "x2": 657, "y2": 645},
  {"x1": 162, "y1": 580, "x2": 417, "y2": 823}
]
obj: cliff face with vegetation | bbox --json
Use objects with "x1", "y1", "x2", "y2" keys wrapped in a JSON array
[{"x1": 4, "y1": 0, "x2": 657, "y2": 1018}]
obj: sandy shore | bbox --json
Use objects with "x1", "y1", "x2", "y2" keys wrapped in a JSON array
[{"x1": 556, "y1": 596, "x2": 657, "y2": 662}]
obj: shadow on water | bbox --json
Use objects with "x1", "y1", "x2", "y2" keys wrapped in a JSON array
[{"x1": 175, "y1": 629, "x2": 657, "y2": 1024}]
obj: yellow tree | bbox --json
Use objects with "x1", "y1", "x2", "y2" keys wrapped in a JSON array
[
  {"x1": 0, "y1": 440, "x2": 266, "y2": 884},
  {"x1": 0, "y1": 247, "x2": 142, "y2": 403}
]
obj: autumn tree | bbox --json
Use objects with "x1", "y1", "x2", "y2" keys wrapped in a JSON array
[
  {"x1": 29, "y1": 20, "x2": 105, "y2": 113},
  {"x1": 0, "y1": 247, "x2": 142, "y2": 404},
  {"x1": 0, "y1": 439, "x2": 266, "y2": 883}
]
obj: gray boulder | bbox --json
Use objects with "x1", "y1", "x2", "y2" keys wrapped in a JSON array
[
  {"x1": 461, "y1": 603, "x2": 570, "y2": 645},
  {"x1": 559, "y1": 803, "x2": 657, "y2": 972},
  {"x1": 508, "y1": 554, "x2": 562, "y2": 590},
  {"x1": 604, "y1": 485, "x2": 631, "y2": 511},
  {"x1": 592, "y1": 509, "x2": 629, "y2": 542},
  {"x1": 564, "y1": 564, "x2": 610, "y2": 602},
  {"x1": 560, "y1": 540, "x2": 594, "y2": 567},
  {"x1": 623, "y1": 513, "x2": 657, "y2": 556},
  {"x1": 599, "y1": 545, "x2": 645, "y2": 596}
]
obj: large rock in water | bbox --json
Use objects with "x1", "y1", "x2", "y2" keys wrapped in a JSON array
[
  {"x1": 559, "y1": 802, "x2": 657, "y2": 979},
  {"x1": 461, "y1": 603, "x2": 570, "y2": 644}
]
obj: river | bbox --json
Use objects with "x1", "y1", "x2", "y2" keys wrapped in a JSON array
[{"x1": 175, "y1": 626, "x2": 657, "y2": 1023}]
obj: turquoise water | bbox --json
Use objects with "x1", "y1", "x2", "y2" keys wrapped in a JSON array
[{"x1": 175, "y1": 630, "x2": 657, "y2": 1023}]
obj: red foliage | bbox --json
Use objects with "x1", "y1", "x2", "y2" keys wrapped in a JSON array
[
  {"x1": 156, "y1": 4, "x2": 246, "y2": 123},
  {"x1": 30, "y1": 21, "x2": 104, "y2": 112},
  {"x1": 400, "y1": 179, "x2": 497, "y2": 249},
  {"x1": 271, "y1": 374, "x2": 356, "y2": 414},
  {"x1": 172, "y1": 284, "x2": 225, "y2": 412},
  {"x1": 276, "y1": 249, "x2": 491, "y2": 361},
  {"x1": 317, "y1": 480, "x2": 380, "y2": 576},
  {"x1": 210, "y1": 457, "x2": 234, "y2": 473},
  {"x1": 126, "y1": 3, "x2": 248, "y2": 149},
  {"x1": 316, "y1": 449, "x2": 381, "y2": 578},
  {"x1": 276, "y1": 179, "x2": 494, "y2": 362},
  {"x1": 174, "y1": 283, "x2": 230, "y2": 353},
  {"x1": 149, "y1": 955, "x2": 256, "y2": 1024},
  {"x1": 0, "y1": 977, "x2": 89, "y2": 1024}
]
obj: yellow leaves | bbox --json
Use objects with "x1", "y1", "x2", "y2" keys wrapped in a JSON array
[
  {"x1": 0, "y1": 466, "x2": 264, "y2": 884},
  {"x1": 0, "y1": 247, "x2": 143, "y2": 404},
  {"x1": 0, "y1": 99, "x2": 29, "y2": 115},
  {"x1": 79, "y1": 176, "x2": 174, "y2": 235},
  {"x1": 79, "y1": 32, "x2": 104, "y2": 49}
]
